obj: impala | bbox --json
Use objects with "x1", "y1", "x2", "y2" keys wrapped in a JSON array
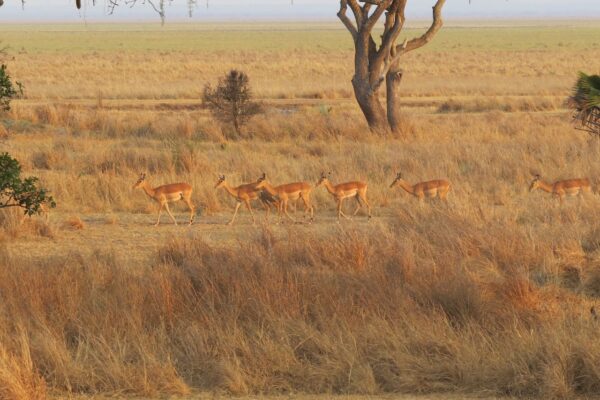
[
  {"x1": 256, "y1": 173, "x2": 314, "y2": 223},
  {"x1": 133, "y1": 173, "x2": 195, "y2": 226},
  {"x1": 529, "y1": 174, "x2": 592, "y2": 203},
  {"x1": 390, "y1": 172, "x2": 451, "y2": 203},
  {"x1": 215, "y1": 175, "x2": 276, "y2": 225},
  {"x1": 315, "y1": 172, "x2": 371, "y2": 221}
]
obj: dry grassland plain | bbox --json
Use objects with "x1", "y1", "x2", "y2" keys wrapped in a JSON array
[{"x1": 1, "y1": 20, "x2": 600, "y2": 399}]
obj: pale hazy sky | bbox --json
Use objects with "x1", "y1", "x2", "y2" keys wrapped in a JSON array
[{"x1": 0, "y1": 0, "x2": 599, "y2": 22}]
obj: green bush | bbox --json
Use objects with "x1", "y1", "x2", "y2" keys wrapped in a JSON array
[
  {"x1": 0, "y1": 153, "x2": 55, "y2": 216},
  {"x1": 0, "y1": 64, "x2": 23, "y2": 112}
]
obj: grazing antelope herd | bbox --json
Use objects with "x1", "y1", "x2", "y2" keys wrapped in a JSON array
[{"x1": 132, "y1": 171, "x2": 596, "y2": 226}]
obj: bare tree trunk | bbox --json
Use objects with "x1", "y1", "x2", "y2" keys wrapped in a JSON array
[
  {"x1": 386, "y1": 62, "x2": 404, "y2": 134},
  {"x1": 233, "y1": 118, "x2": 241, "y2": 137},
  {"x1": 352, "y1": 78, "x2": 388, "y2": 133},
  {"x1": 338, "y1": 0, "x2": 446, "y2": 136}
]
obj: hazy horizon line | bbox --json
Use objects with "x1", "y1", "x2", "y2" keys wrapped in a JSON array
[{"x1": 2, "y1": 15, "x2": 600, "y2": 25}]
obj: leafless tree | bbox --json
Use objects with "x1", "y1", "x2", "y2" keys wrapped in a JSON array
[
  {"x1": 338, "y1": 0, "x2": 446, "y2": 134},
  {"x1": 0, "y1": 0, "x2": 198, "y2": 24}
]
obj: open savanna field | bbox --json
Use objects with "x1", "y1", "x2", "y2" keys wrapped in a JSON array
[{"x1": 1, "y1": 20, "x2": 600, "y2": 399}]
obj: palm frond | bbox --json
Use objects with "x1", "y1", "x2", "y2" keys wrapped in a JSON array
[{"x1": 569, "y1": 72, "x2": 600, "y2": 135}]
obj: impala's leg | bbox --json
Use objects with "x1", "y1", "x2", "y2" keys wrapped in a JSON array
[
  {"x1": 439, "y1": 188, "x2": 447, "y2": 201},
  {"x1": 183, "y1": 196, "x2": 195, "y2": 225},
  {"x1": 283, "y1": 199, "x2": 296, "y2": 223},
  {"x1": 359, "y1": 191, "x2": 372, "y2": 218},
  {"x1": 164, "y1": 202, "x2": 178, "y2": 225},
  {"x1": 338, "y1": 199, "x2": 350, "y2": 220},
  {"x1": 352, "y1": 195, "x2": 362, "y2": 216},
  {"x1": 155, "y1": 203, "x2": 164, "y2": 226},
  {"x1": 263, "y1": 200, "x2": 271, "y2": 223},
  {"x1": 228, "y1": 202, "x2": 242, "y2": 226},
  {"x1": 417, "y1": 192, "x2": 425, "y2": 207},
  {"x1": 276, "y1": 200, "x2": 282, "y2": 224},
  {"x1": 439, "y1": 189, "x2": 451, "y2": 209},
  {"x1": 301, "y1": 193, "x2": 314, "y2": 221},
  {"x1": 244, "y1": 199, "x2": 256, "y2": 225}
]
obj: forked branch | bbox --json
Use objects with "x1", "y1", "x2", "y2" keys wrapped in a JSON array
[
  {"x1": 338, "y1": 0, "x2": 358, "y2": 40},
  {"x1": 395, "y1": 0, "x2": 446, "y2": 57}
]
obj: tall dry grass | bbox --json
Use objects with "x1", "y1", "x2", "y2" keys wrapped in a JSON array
[
  {"x1": 1, "y1": 211, "x2": 600, "y2": 398},
  {"x1": 4, "y1": 105, "x2": 600, "y2": 217},
  {"x1": 2, "y1": 22, "x2": 600, "y2": 399}
]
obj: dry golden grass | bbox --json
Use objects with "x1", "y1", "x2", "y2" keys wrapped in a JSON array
[
  {"x1": 2, "y1": 220, "x2": 600, "y2": 398},
  {"x1": 1, "y1": 21, "x2": 600, "y2": 399}
]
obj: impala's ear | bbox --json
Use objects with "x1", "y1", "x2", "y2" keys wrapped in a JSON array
[
  {"x1": 396, "y1": 172, "x2": 402, "y2": 179},
  {"x1": 260, "y1": 172, "x2": 266, "y2": 179}
]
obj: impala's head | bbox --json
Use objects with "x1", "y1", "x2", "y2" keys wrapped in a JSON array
[
  {"x1": 133, "y1": 173, "x2": 146, "y2": 189},
  {"x1": 215, "y1": 174, "x2": 226, "y2": 189},
  {"x1": 316, "y1": 171, "x2": 331, "y2": 187},
  {"x1": 390, "y1": 172, "x2": 403, "y2": 188},
  {"x1": 255, "y1": 172, "x2": 268, "y2": 189},
  {"x1": 529, "y1": 174, "x2": 541, "y2": 192}
]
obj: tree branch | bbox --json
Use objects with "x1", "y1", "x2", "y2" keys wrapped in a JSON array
[
  {"x1": 337, "y1": 0, "x2": 358, "y2": 41},
  {"x1": 0, "y1": 202, "x2": 27, "y2": 209},
  {"x1": 368, "y1": 0, "x2": 406, "y2": 85},
  {"x1": 347, "y1": 0, "x2": 363, "y2": 27},
  {"x1": 364, "y1": 0, "x2": 393, "y2": 31},
  {"x1": 361, "y1": 4, "x2": 372, "y2": 25},
  {"x1": 394, "y1": 0, "x2": 446, "y2": 57}
]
